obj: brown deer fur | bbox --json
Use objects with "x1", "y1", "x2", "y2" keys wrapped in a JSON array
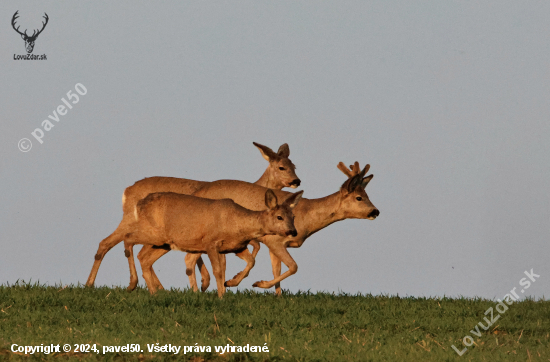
[
  {"x1": 119, "y1": 190, "x2": 302, "y2": 297},
  {"x1": 139, "y1": 162, "x2": 379, "y2": 294},
  {"x1": 85, "y1": 142, "x2": 300, "y2": 290}
]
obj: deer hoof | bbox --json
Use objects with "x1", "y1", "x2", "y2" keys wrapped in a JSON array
[
  {"x1": 200, "y1": 278, "x2": 210, "y2": 292},
  {"x1": 252, "y1": 281, "x2": 269, "y2": 288},
  {"x1": 224, "y1": 279, "x2": 238, "y2": 287}
]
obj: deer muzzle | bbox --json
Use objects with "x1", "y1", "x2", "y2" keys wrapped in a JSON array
[
  {"x1": 289, "y1": 179, "x2": 301, "y2": 188},
  {"x1": 367, "y1": 209, "x2": 380, "y2": 219},
  {"x1": 286, "y1": 229, "x2": 298, "y2": 237},
  {"x1": 26, "y1": 42, "x2": 34, "y2": 53}
]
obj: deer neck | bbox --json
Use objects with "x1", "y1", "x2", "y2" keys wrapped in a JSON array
[
  {"x1": 254, "y1": 168, "x2": 280, "y2": 189},
  {"x1": 228, "y1": 209, "x2": 267, "y2": 241},
  {"x1": 298, "y1": 191, "x2": 344, "y2": 234}
]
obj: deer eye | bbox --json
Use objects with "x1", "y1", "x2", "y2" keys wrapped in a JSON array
[
  {"x1": 279, "y1": 167, "x2": 286, "y2": 171},
  {"x1": 356, "y1": 197, "x2": 363, "y2": 201},
  {"x1": 277, "y1": 216, "x2": 283, "y2": 220}
]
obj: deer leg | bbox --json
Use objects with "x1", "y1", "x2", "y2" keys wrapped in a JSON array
[
  {"x1": 124, "y1": 241, "x2": 139, "y2": 291},
  {"x1": 206, "y1": 248, "x2": 225, "y2": 298},
  {"x1": 137, "y1": 245, "x2": 169, "y2": 293},
  {"x1": 184, "y1": 254, "x2": 212, "y2": 292},
  {"x1": 138, "y1": 246, "x2": 164, "y2": 295},
  {"x1": 139, "y1": 244, "x2": 172, "y2": 291},
  {"x1": 86, "y1": 224, "x2": 127, "y2": 287},
  {"x1": 220, "y1": 254, "x2": 226, "y2": 290},
  {"x1": 225, "y1": 248, "x2": 255, "y2": 287},
  {"x1": 253, "y1": 245, "x2": 297, "y2": 292},
  {"x1": 222, "y1": 239, "x2": 260, "y2": 288},
  {"x1": 249, "y1": 239, "x2": 261, "y2": 258},
  {"x1": 138, "y1": 246, "x2": 165, "y2": 294},
  {"x1": 196, "y1": 255, "x2": 210, "y2": 292},
  {"x1": 148, "y1": 246, "x2": 170, "y2": 291},
  {"x1": 148, "y1": 247, "x2": 166, "y2": 291},
  {"x1": 184, "y1": 253, "x2": 202, "y2": 292},
  {"x1": 269, "y1": 250, "x2": 283, "y2": 296}
]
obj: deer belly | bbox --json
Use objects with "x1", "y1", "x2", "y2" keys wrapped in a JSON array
[
  {"x1": 168, "y1": 238, "x2": 207, "y2": 253},
  {"x1": 219, "y1": 240, "x2": 249, "y2": 254}
]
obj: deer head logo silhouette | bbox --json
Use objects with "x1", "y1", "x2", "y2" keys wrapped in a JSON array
[{"x1": 12, "y1": 11, "x2": 49, "y2": 54}]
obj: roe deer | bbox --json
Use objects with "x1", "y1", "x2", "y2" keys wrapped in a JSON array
[
  {"x1": 85, "y1": 142, "x2": 300, "y2": 290},
  {"x1": 139, "y1": 162, "x2": 379, "y2": 294},
  {"x1": 126, "y1": 189, "x2": 303, "y2": 297}
]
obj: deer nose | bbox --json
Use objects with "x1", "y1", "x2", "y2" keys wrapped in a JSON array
[
  {"x1": 368, "y1": 209, "x2": 380, "y2": 218},
  {"x1": 286, "y1": 230, "x2": 298, "y2": 237},
  {"x1": 290, "y1": 179, "x2": 301, "y2": 187}
]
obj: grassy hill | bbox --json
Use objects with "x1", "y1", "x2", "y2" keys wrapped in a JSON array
[{"x1": 0, "y1": 282, "x2": 548, "y2": 361}]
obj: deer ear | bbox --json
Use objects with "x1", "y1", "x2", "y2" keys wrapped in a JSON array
[
  {"x1": 346, "y1": 174, "x2": 362, "y2": 193},
  {"x1": 253, "y1": 142, "x2": 277, "y2": 162},
  {"x1": 277, "y1": 143, "x2": 290, "y2": 158},
  {"x1": 265, "y1": 189, "x2": 278, "y2": 210},
  {"x1": 21, "y1": 34, "x2": 25, "y2": 40},
  {"x1": 350, "y1": 174, "x2": 363, "y2": 192},
  {"x1": 284, "y1": 190, "x2": 303, "y2": 209},
  {"x1": 361, "y1": 175, "x2": 373, "y2": 189},
  {"x1": 337, "y1": 162, "x2": 353, "y2": 178}
]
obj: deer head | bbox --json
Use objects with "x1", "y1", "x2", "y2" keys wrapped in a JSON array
[
  {"x1": 12, "y1": 11, "x2": 49, "y2": 54},
  {"x1": 253, "y1": 142, "x2": 301, "y2": 189},
  {"x1": 337, "y1": 162, "x2": 379, "y2": 220},
  {"x1": 263, "y1": 189, "x2": 303, "y2": 237}
]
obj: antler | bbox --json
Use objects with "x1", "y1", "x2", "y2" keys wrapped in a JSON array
[
  {"x1": 11, "y1": 11, "x2": 26, "y2": 37},
  {"x1": 12, "y1": 12, "x2": 48, "y2": 39},
  {"x1": 337, "y1": 161, "x2": 370, "y2": 178},
  {"x1": 337, "y1": 162, "x2": 353, "y2": 178},
  {"x1": 31, "y1": 13, "x2": 49, "y2": 39}
]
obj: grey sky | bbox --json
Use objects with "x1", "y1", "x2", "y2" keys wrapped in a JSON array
[{"x1": 1, "y1": 1, "x2": 548, "y2": 300}]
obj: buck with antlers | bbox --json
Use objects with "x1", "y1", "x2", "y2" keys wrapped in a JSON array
[
  {"x1": 138, "y1": 162, "x2": 379, "y2": 294},
  {"x1": 12, "y1": 11, "x2": 49, "y2": 53},
  {"x1": 117, "y1": 189, "x2": 302, "y2": 297},
  {"x1": 86, "y1": 142, "x2": 300, "y2": 290}
]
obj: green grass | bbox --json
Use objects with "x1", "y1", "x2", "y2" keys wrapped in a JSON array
[{"x1": 0, "y1": 282, "x2": 549, "y2": 361}]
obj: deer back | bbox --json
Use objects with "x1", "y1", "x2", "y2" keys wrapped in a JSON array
[
  {"x1": 123, "y1": 177, "x2": 206, "y2": 214},
  {"x1": 193, "y1": 180, "x2": 295, "y2": 211},
  {"x1": 137, "y1": 192, "x2": 255, "y2": 242},
  {"x1": 136, "y1": 191, "x2": 288, "y2": 253}
]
